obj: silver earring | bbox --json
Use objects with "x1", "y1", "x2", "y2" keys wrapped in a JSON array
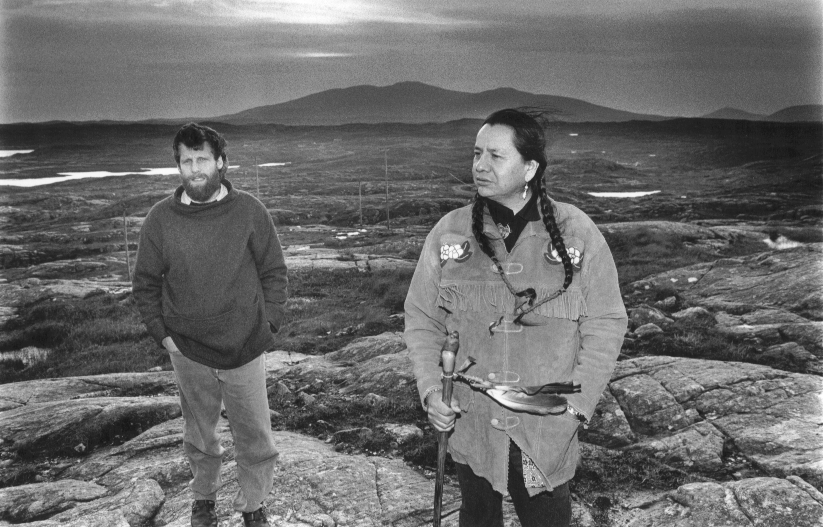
[{"x1": 522, "y1": 184, "x2": 528, "y2": 200}]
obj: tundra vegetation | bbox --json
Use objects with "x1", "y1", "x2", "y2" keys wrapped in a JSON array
[{"x1": 0, "y1": 118, "x2": 821, "y2": 525}]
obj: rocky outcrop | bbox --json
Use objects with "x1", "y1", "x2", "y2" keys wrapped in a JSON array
[
  {"x1": 0, "y1": 372, "x2": 176, "y2": 410},
  {"x1": 622, "y1": 476, "x2": 823, "y2": 527},
  {"x1": 626, "y1": 245, "x2": 823, "y2": 378},
  {"x1": 589, "y1": 357, "x2": 823, "y2": 488},
  {"x1": 630, "y1": 244, "x2": 823, "y2": 323},
  {"x1": 1, "y1": 333, "x2": 821, "y2": 525},
  {"x1": 282, "y1": 246, "x2": 415, "y2": 272},
  {"x1": 0, "y1": 479, "x2": 109, "y2": 522},
  {"x1": 0, "y1": 396, "x2": 181, "y2": 457}
]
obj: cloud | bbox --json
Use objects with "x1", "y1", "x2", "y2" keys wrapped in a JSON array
[
  {"x1": 2, "y1": 0, "x2": 470, "y2": 26},
  {"x1": 442, "y1": 5, "x2": 822, "y2": 66},
  {"x1": 291, "y1": 51, "x2": 355, "y2": 58}
]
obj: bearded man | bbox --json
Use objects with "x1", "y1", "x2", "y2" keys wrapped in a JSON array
[{"x1": 133, "y1": 123, "x2": 287, "y2": 527}]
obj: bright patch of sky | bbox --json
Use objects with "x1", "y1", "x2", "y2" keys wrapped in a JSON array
[{"x1": 588, "y1": 191, "x2": 661, "y2": 198}]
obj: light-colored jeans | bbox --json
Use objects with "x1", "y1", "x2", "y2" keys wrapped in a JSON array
[{"x1": 169, "y1": 350, "x2": 279, "y2": 512}]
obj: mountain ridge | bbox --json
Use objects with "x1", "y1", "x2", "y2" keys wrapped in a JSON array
[{"x1": 211, "y1": 81, "x2": 669, "y2": 125}]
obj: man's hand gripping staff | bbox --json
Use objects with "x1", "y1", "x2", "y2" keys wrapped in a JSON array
[{"x1": 432, "y1": 330, "x2": 459, "y2": 527}]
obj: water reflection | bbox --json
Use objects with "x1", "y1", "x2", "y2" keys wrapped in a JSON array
[
  {"x1": 0, "y1": 150, "x2": 34, "y2": 157},
  {"x1": 0, "y1": 166, "x2": 238, "y2": 187},
  {"x1": 588, "y1": 191, "x2": 661, "y2": 198}
]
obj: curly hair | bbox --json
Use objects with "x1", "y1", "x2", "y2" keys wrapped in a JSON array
[{"x1": 172, "y1": 122, "x2": 227, "y2": 167}]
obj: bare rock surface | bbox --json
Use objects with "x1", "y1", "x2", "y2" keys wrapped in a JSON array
[
  {"x1": 0, "y1": 337, "x2": 821, "y2": 525},
  {"x1": 598, "y1": 221, "x2": 768, "y2": 246},
  {"x1": 2, "y1": 480, "x2": 165, "y2": 527},
  {"x1": 0, "y1": 372, "x2": 176, "y2": 408},
  {"x1": 268, "y1": 333, "x2": 416, "y2": 399},
  {"x1": 589, "y1": 356, "x2": 823, "y2": 488},
  {"x1": 0, "y1": 396, "x2": 181, "y2": 457},
  {"x1": 324, "y1": 332, "x2": 407, "y2": 363},
  {"x1": 627, "y1": 244, "x2": 823, "y2": 374},
  {"x1": 631, "y1": 243, "x2": 823, "y2": 328},
  {"x1": 0, "y1": 479, "x2": 108, "y2": 523},
  {"x1": 80, "y1": 422, "x2": 463, "y2": 527},
  {"x1": 282, "y1": 246, "x2": 415, "y2": 272},
  {"x1": 622, "y1": 476, "x2": 823, "y2": 527}
]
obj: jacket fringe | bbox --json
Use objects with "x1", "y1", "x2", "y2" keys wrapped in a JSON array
[{"x1": 437, "y1": 283, "x2": 587, "y2": 321}]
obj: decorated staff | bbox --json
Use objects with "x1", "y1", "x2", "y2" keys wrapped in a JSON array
[{"x1": 433, "y1": 330, "x2": 459, "y2": 527}]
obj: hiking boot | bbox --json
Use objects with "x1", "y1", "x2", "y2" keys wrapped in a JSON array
[
  {"x1": 242, "y1": 506, "x2": 270, "y2": 527},
  {"x1": 191, "y1": 500, "x2": 218, "y2": 527}
]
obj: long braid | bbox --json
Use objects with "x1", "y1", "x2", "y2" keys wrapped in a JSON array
[
  {"x1": 471, "y1": 193, "x2": 496, "y2": 261},
  {"x1": 536, "y1": 177, "x2": 574, "y2": 290}
]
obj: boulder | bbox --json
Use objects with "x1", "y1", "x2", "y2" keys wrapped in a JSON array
[
  {"x1": 332, "y1": 427, "x2": 373, "y2": 444},
  {"x1": 762, "y1": 342, "x2": 818, "y2": 364},
  {"x1": 379, "y1": 424, "x2": 423, "y2": 444},
  {"x1": 628, "y1": 305, "x2": 673, "y2": 329},
  {"x1": 655, "y1": 296, "x2": 677, "y2": 310},
  {"x1": 634, "y1": 323, "x2": 664, "y2": 339},
  {"x1": 740, "y1": 308, "x2": 810, "y2": 325},
  {"x1": 715, "y1": 322, "x2": 823, "y2": 356},
  {"x1": 670, "y1": 306, "x2": 714, "y2": 324}
]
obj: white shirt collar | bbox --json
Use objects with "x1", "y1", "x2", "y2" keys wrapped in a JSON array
[{"x1": 181, "y1": 183, "x2": 228, "y2": 205}]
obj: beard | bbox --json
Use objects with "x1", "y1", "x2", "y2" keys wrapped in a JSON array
[{"x1": 182, "y1": 167, "x2": 222, "y2": 202}]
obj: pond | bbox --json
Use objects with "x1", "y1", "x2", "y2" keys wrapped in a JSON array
[
  {"x1": 588, "y1": 191, "x2": 661, "y2": 198},
  {"x1": 0, "y1": 166, "x2": 240, "y2": 187}
]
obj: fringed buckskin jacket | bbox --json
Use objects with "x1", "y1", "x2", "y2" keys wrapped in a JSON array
[{"x1": 404, "y1": 200, "x2": 627, "y2": 495}]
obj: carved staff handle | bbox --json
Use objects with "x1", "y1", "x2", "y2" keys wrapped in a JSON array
[{"x1": 434, "y1": 330, "x2": 459, "y2": 527}]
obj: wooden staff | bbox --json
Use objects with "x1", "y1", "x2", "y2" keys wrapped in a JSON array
[{"x1": 434, "y1": 330, "x2": 459, "y2": 527}]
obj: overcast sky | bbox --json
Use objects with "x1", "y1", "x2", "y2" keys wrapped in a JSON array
[{"x1": 1, "y1": 0, "x2": 820, "y2": 123}]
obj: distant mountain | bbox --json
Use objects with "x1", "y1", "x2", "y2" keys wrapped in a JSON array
[
  {"x1": 210, "y1": 81, "x2": 668, "y2": 125},
  {"x1": 701, "y1": 105, "x2": 823, "y2": 122},
  {"x1": 702, "y1": 107, "x2": 766, "y2": 121},
  {"x1": 767, "y1": 105, "x2": 823, "y2": 123}
]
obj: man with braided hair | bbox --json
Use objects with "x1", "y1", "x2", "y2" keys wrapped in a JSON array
[{"x1": 405, "y1": 109, "x2": 627, "y2": 526}]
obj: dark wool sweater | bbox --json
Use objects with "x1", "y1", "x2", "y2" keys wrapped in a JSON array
[{"x1": 133, "y1": 180, "x2": 288, "y2": 369}]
